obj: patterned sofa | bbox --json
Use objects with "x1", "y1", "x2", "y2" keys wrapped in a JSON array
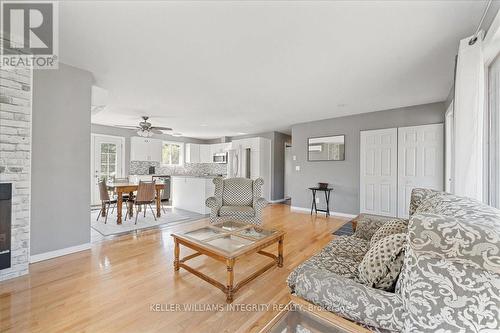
[
  {"x1": 205, "y1": 177, "x2": 267, "y2": 225},
  {"x1": 287, "y1": 189, "x2": 500, "y2": 332}
]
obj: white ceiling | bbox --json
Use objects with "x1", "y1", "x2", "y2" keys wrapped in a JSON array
[{"x1": 60, "y1": 1, "x2": 486, "y2": 139}]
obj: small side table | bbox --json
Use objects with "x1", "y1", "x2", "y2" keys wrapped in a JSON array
[{"x1": 308, "y1": 187, "x2": 334, "y2": 216}]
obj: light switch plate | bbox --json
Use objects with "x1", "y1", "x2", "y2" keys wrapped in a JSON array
[
  {"x1": 295, "y1": 165, "x2": 300, "y2": 171},
  {"x1": 293, "y1": 155, "x2": 297, "y2": 161}
]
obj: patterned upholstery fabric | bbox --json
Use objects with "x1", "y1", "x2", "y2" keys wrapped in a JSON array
[
  {"x1": 353, "y1": 214, "x2": 407, "y2": 241},
  {"x1": 370, "y1": 219, "x2": 408, "y2": 246},
  {"x1": 358, "y1": 234, "x2": 406, "y2": 291},
  {"x1": 408, "y1": 188, "x2": 440, "y2": 217},
  {"x1": 288, "y1": 188, "x2": 500, "y2": 332},
  {"x1": 292, "y1": 269, "x2": 405, "y2": 332},
  {"x1": 398, "y1": 189, "x2": 500, "y2": 332},
  {"x1": 222, "y1": 178, "x2": 253, "y2": 206},
  {"x1": 325, "y1": 235, "x2": 371, "y2": 261},
  {"x1": 287, "y1": 236, "x2": 370, "y2": 285},
  {"x1": 219, "y1": 205, "x2": 255, "y2": 217},
  {"x1": 206, "y1": 177, "x2": 266, "y2": 225}
]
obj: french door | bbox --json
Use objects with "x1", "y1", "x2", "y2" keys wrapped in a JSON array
[
  {"x1": 360, "y1": 128, "x2": 398, "y2": 217},
  {"x1": 91, "y1": 135, "x2": 124, "y2": 205}
]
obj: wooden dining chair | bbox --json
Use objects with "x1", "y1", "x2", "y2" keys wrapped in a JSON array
[
  {"x1": 96, "y1": 180, "x2": 117, "y2": 224},
  {"x1": 133, "y1": 181, "x2": 157, "y2": 224}
]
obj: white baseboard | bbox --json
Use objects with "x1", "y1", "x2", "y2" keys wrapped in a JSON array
[
  {"x1": 290, "y1": 206, "x2": 357, "y2": 219},
  {"x1": 30, "y1": 243, "x2": 91, "y2": 263},
  {"x1": 269, "y1": 198, "x2": 288, "y2": 204}
]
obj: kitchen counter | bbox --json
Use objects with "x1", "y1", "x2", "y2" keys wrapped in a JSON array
[{"x1": 171, "y1": 176, "x2": 216, "y2": 214}]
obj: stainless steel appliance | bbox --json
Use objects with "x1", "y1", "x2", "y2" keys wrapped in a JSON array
[
  {"x1": 0, "y1": 183, "x2": 12, "y2": 270},
  {"x1": 213, "y1": 152, "x2": 228, "y2": 164},
  {"x1": 151, "y1": 175, "x2": 170, "y2": 201}
]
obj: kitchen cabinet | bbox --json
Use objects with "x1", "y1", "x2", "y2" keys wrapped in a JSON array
[
  {"x1": 130, "y1": 137, "x2": 162, "y2": 162},
  {"x1": 210, "y1": 143, "x2": 222, "y2": 155},
  {"x1": 211, "y1": 142, "x2": 232, "y2": 154},
  {"x1": 185, "y1": 143, "x2": 200, "y2": 163},
  {"x1": 171, "y1": 176, "x2": 215, "y2": 214},
  {"x1": 199, "y1": 144, "x2": 212, "y2": 163}
]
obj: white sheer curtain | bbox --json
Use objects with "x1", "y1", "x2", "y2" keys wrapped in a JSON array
[{"x1": 453, "y1": 35, "x2": 485, "y2": 201}]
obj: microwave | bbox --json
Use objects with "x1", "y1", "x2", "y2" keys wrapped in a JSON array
[{"x1": 213, "y1": 152, "x2": 228, "y2": 164}]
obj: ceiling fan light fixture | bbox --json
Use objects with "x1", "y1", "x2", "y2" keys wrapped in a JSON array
[{"x1": 137, "y1": 129, "x2": 153, "y2": 137}]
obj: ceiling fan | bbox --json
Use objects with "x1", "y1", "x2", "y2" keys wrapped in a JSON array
[{"x1": 116, "y1": 116, "x2": 172, "y2": 137}]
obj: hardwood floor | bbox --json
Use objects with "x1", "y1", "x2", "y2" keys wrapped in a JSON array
[{"x1": 0, "y1": 204, "x2": 349, "y2": 333}]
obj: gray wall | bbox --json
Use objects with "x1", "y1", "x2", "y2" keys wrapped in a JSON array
[
  {"x1": 290, "y1": 102, "x2": 446, "y2": 215},
  {"x1": 31, "y1": 64, "x2": 93, "y2": 255}
]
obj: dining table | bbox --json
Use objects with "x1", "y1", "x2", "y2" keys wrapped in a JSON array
[{"x1": 104, "y1": 182, "x2": 166, "y2": 225}]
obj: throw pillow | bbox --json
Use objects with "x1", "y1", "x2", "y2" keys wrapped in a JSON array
[
  {"x1": 357, "y1": 233, "x2": 406, "y2": 291},
  {"x1": 370, "y1": 219, "x2": 408, "y2": 247}
]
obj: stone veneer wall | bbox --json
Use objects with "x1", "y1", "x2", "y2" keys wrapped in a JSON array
[{"x1": 0, "y1": 66, "x2": 32, "y2": 281}]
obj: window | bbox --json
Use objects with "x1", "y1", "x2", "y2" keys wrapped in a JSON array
[
  {"x1": 162, "y1": 141, "x2": 184, "y2": 166},
  {"x1": 100, "y1": 143, "x2": 117, "y2": 180}
]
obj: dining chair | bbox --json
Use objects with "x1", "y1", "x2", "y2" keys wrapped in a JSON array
[
  {"x1": 133, "y1": 181, "x2": 157, "y2": 224},
  {"x1": 96, "y1": 180, "x2": 117, "y2": 224}
]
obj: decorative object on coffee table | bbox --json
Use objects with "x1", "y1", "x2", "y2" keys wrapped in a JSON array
[
  {"x1": 308, "y1": 186, "x2": 333, "y2": 216},
  {"x1": 171, "y1": 221, "x2": 284, "y2": 303}
]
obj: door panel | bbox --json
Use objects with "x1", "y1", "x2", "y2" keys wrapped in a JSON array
[
  {"x1": 91, "y1": 136, "x2": 124, "y2": 205},
  {"x1": 360, "y1": 128, "x2": 398, "y2": 216},
  {"x1": 398, "y1": 124, "x2": 444, "y2": 217}
]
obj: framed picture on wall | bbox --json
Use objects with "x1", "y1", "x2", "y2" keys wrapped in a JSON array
[{"x1": 307, "y1": 135, "x2": 345, "y2": 161}]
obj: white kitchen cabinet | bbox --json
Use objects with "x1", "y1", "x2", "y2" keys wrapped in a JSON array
[
  {"x1": 199, "y1": 144, "x2": 212, "y2": 163},
  {"x1": 210, "y1": 143, "x2": 222, "y2": 155},
  {"x1": 185, "y1": 143, "x2": 200, "y2": 163},
  {"x1": 171, "y1": 176, "x2": 215, "y2": 214},
  {"x1": 130, "y1": 137, "x2": 162, "y2": 162}
]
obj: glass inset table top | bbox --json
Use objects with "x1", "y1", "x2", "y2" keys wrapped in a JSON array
[
  {"x1": 206, "y1": 234, "x2": 255, "y2": 253},
  {"x1": 237, "y1": 227, "x2": 277, "y2": 240},
  {"x1": 184, "y1": 227, "x2": 225, "y2": 241},
  {"x1": 174, "y1": 221, "x2": 282, "y2": 256},
  {"x1": 213, "y1": 221, "x2": 248, "y2": 231},
  {"x1": 268, "y1": 304, "x2": 349, "y2": 333}
]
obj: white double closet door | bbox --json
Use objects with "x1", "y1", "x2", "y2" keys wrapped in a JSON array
[{"x1": 360, "y1": 124, "x2": 444, "y2": 218}]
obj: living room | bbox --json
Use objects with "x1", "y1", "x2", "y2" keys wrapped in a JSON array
[{"x1": 1, "y1": 1, "x2": 500, "y2": 332}]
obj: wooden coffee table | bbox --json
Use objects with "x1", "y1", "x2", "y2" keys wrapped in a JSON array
[{"x1": 171, "y1": 221, "x2": 285, "y2": 303}]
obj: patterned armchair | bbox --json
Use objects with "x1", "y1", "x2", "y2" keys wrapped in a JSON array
[
  {"x1": 288, "y1": 188, "x2": 500, "y2": 332},
  {"x1": 205, "y1": 177, "x2": 267, "y2": 225}
]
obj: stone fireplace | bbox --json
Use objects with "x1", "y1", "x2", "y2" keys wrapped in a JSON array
[{"x1": 0, "y1": 66, "x2": 32, "y2": 281}]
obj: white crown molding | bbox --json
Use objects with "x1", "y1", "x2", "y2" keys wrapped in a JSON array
[{"x1": 30, "y1": 243, "x2": 91, "y2": 263}]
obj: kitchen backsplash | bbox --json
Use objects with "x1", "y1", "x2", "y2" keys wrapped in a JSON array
[{"x1": 130, "y1": 161, "x2": 227, "y2": 176}]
